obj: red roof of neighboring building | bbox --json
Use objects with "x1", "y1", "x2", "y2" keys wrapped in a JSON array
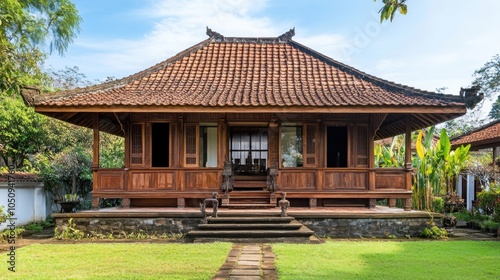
[
  {"x1": 0, "y1": 172, "x2": 41, "y2": 183},
  {"x1": 451, "y1": 120, "x2": 500, "y2": 149}
]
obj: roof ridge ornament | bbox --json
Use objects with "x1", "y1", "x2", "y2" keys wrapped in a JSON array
[
  {"x1": 206, "y1": 26, "x2": 224, "y2": 40},
  {"x1": 277, "y1": 28, "x2": 295, "y2": 42}
]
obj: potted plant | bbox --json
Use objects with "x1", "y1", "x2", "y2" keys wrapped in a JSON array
[{"x1": 58, "y1": 193, "x2": 80, "y2": 213}]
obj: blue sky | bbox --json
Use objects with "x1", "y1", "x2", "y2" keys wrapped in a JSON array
[{"x1": 46, "y1": 0, "x2": 500, "y2": 106}]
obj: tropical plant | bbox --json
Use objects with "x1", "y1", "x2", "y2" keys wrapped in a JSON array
[
  {"x1": 412, "y1": 127, "x2": 471, "y2": 210},
  {"x1": 374, "y1": 135, "x2": 405, "y2": 168}
]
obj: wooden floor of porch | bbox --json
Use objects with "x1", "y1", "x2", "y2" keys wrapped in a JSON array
[{"x1": 53, "y1": 205, "x2": 434, "y2": 219}]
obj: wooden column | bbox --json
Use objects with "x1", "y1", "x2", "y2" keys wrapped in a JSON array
[
  {"x1": 404, "y1": 115, "x2": 413, "y2": 211},
  {"x1": 92, "y1": 113, "x2": 100, "y2": 170},
  {"x1": 91, "y1": 113, "x2": 100, "y2": 210}
]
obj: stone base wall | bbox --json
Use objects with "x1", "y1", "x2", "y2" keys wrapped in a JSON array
[
  {"x1": 298, "y1": 217, "x2": 438, "y2": 238},
  {"x1": 55, "y1": 215, "x2": 438, "y2": 239},
  {"x1": 55, "y1": 217, "x2": 201, "y2": 237}
]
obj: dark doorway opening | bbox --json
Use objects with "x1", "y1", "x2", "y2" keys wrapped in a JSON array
[
  {"x1": 327, "y1": 126, "x2": 348, "y2": 167},
  {"x1": 152, "y1": 123, "x2": 169, "y2": 167}
]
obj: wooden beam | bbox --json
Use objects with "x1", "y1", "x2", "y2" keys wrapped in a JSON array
[{"x1": 34, "y1": 105, "x2": 468, "y2": 114}]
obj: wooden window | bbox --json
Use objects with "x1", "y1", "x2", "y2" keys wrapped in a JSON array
[
  {"x1": 281, "y1": 125, "x2": 303, "y2": 167},
  {"x1": 356, "y1": 125, "x2": 368, "y2": 167},
  {"x1": 184, "y1": 123, "x2": 199, "y2": 167},
  {"x1": 131, "y1": 124, "x2": 144, "y2": 165},
  {"x1": 304, "y1": 124, "x2": 317, "y2": 167}
]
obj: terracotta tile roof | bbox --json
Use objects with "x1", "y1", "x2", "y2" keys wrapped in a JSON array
[
  {"x1": 451, "y1": 120, "x2": 500, "y2": 148},
  {"x1": 24, "y1": 29, "x2": 467, "y2": 110},
  {"x1": 0, "y1": 172, "x2": 41, "y2": 183}
]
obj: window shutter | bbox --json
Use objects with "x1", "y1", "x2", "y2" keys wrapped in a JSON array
[
  {"x1": 356, "y1": 125, "x2": 368, "y2": 166},
  {"x1": 304, "y1": 124, "x2": 317, "y2": 167},
  {"x1": 131, "y1": 124, "x2": 144, "y2": 165},
  {"x1": 185, "y1": 123, "x2": 198, "y2": 167}
]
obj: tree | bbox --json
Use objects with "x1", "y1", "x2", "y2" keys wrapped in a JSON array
[
  {"x1": 0, "y1": 0, "x2": 81, "y2": 94},
  {"x1": 489, "y1": 95, "x2": 500, "y2": 120},
  {"x1": 0, "y1": 94, "x2": 46, "y2": 168},
  {"x1": 375, "y1": 0, "x2": 408, "y2": 22},
  {"x1": 473, "y1": 55, "x2": 500, "y2": 120}
]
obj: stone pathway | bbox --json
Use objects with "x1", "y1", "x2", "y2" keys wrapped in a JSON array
[{"x1": 212, "y1": 244, "x2": 278, "y2": 280}]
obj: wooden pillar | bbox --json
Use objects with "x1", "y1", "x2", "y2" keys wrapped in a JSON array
[
  {"x1": 91, "y1": 114, "x2": 100, "y2": 210},
  {"x1": 404, "y1": 115, "x2": 413, "y2": 211},
  {"x1": 122, "y1": 198, "x2": 131, "y2": 208},
  {"x1": 309, "y1": 198, "x2": 317, "y2": 208},
  {"x1": 177, "y1": 198, "x2": 185, "y2": 209},
  {"x1": 92, "y1": 113, "x2": 100, "y2": 170},
  {"x1": 388, "y1": 198, "x2": 396, "y2": 208}
]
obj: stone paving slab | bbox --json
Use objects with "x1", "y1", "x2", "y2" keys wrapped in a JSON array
[
  {"x1": 212, "y1": 243, "x2": 278, "y2": 280},
  {"x1": 231, "y1": 269, "x2": 261, "y2": 276}
]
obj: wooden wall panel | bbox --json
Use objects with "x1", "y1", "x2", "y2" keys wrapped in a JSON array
[
  {"x1": 97, "y1": 170, "x2": 125, "y2": 190},
  {"x1": 129, "y1": 171, "x2": 175, "y2": 190},
  {"x1": 324, "y1": 171, "x2": 367, "y2": 190},
  {"x1": 185, "y1": 171, "x2": 220, "y2": 190},
  {"x1": 375, "y1": 171, "x2": 405, "y2": 189},
  {"x1": 280, "y1": 171, "x2": 316, "y2": 190}
]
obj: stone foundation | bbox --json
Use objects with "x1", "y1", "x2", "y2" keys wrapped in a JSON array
[
  {"x1": 55, "y1": 217, "x2": 201, "y2": 237},
  {"x1": 297, "y1": 217, "x2": 436, "y2": 238},
  {"x1": 53, "y1": 209, "x2": 441, "y2": 239}
]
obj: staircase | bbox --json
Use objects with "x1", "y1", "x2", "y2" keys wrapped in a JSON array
[
  {"x1": 222, "y1": 176, "x2": 276, "y2": 208},
  {"x1": 187, "y1": 213, "x2": 318, "y2": 243}
]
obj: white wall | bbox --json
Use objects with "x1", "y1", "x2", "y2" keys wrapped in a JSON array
[{"x1": 0, "y1": 181, "x2": 46, "y2": 231}]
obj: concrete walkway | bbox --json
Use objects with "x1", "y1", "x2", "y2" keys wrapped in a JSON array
[{"x1": 212, "y1": 244, "x2": 278, "y2": 280}]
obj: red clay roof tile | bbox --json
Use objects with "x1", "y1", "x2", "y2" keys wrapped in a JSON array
[{"x1": 27, "y1": 31, "x2": 466, "y2": 110}]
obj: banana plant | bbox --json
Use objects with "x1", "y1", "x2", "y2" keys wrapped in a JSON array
[{"x1": 413, "y1": 127, "x2": 470, "y2": 210}]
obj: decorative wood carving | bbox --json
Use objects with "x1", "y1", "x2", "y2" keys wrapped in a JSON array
[
  {"x1": 130, "y1": 124, "x2": 143, "y2": 165},
  {"x1": 184, "y1": 124, "x2": 198, "y2": 166},
  {"x1": 145, "y1": 123, "x2": 151, "y2": 166}
]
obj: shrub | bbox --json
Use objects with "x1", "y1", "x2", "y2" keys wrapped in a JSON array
[
  {"x1": 420, "y1": 225, "x2": 448, "y2": 239},
  {"x1": 54, "y1": 218, "x2": 84, "y2": 240},
  {"x1": 24, "y1": 222, "x2": 44, "y2": 232},
  {"x1": 477, "y1": 189, "x2": 499, "y2": 215},
  {"x1": 432, "y1": 197, "x2": 444, "y2": 213},
  {"x1": 453, "y1": 209, "x2": 474, "y2": 222}
]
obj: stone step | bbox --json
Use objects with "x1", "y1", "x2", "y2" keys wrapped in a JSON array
[
  {"x1": 197, "y1": 223, "x2": 302, "y2": 230},
  {"x1": 206, "y1": 216, "x2": 294, "y2": 224},
  {"x1": 187, "y1": 227, "x2": 314, "y2": 238},
  {"x1": 192, "y1": 236, "x2": 317, "y2": 243}
]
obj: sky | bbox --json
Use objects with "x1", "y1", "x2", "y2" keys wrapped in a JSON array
[{"x1": 46, "y1": 0, "x2": 500, "y2": 112}]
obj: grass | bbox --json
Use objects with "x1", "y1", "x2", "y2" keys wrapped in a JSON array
[
  {"x1": 4, "y1": 242, "x2": 232, "y2": 280},
  {"x1": 273, "y1": 241, "x2": 500, "y2": 280}
]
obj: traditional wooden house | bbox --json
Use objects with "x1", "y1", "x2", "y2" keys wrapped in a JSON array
[
  {"x1": 451, "y1": 119, "x2": 500, "y2": 209},
  {"x1": 22, "y1": 28, "x2": 481, "y2": 211}
]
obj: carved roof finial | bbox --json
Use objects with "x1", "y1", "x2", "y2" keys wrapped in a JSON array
[
  {"x1": 277, "y1": 28, "x2": 295, "y2": 42},
  {"x1": 206, "y1": 26, "x2": 224, "y2": 40}
]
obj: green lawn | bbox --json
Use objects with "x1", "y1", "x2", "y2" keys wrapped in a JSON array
[
  {"x1": 4, "y1": 242, "x2": 232, "y2": 280},
  {"x1": 273, "y1": 241, "x2": 500, "y2": 280}
]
